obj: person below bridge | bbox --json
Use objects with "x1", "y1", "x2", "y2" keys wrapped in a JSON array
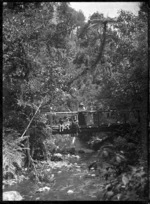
[
  {"x1": 71, "y1": 117, "x2": 80, "y2": 137},
  {"x1": 59, "y1": 118, "x2": 64, "y2": 132}
]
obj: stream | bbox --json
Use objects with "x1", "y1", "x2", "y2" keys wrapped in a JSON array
[{"x1": 3, "y1": 136, "x2": 107, "y2": 201}]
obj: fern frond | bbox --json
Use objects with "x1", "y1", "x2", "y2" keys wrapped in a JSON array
[{"x1": 3, "y1": 129, "x2": 26, "y2": 178}]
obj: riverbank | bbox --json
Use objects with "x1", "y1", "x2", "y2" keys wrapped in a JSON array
[{"x1": 3, "y1": 150, "x2": 107, "y2": 201}]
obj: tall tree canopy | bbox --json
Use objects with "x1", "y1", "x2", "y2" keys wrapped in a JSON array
[{"x1": 3, "y1": 2, "x2": 148, "y2": 154}]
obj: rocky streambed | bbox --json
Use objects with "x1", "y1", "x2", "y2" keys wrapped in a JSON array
[{"x1": 3, "y1": 149, "x2": 107, "y2": 201}]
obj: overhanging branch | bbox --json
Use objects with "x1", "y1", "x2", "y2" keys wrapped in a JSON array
[
  {"x1": 66, "y1": 19, "x2": 117, "y2": 88},
  {"x1": 66, "y1": 67, "x2": 88, "y2": 89}
]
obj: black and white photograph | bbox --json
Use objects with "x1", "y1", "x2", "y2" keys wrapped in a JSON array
[{"x1": 3, "y1": 2, "x2": 148, "y2": 201}]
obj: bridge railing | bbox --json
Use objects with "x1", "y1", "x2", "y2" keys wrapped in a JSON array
[
  {"x1": 78, "y1": 110, "x2": 140, "y2": 127},
  {"x1": 46, "y1": 109, "x2": 140, "y2": 130}
]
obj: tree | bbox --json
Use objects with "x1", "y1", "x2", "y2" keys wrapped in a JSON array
[{"x1": 3, "y1": 2, "x2": 86, "y2": 170}]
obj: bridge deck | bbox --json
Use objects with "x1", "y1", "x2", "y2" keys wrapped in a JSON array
[
  {"x1": 48, "y1": 109, "x2": 140, "y2": 135},
  {"x1": 52, "y1": 123, "x2": 136, "y2": 135}
]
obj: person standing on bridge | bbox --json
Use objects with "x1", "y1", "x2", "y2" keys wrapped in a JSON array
[{"x1": 78, "y1": 102, "x2": 86, "y2": 127}]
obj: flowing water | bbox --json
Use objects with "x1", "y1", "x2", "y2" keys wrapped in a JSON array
[{"x1": 3, "y1": 137, "x2": 106, "y2": 201}]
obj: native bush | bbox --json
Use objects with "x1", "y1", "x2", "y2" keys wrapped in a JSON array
[
  {"x1": 100, "y1": 165, "x2": 147, "y2": 201},
  {"x1": 3, "y1": 128, "x2": 28, "y2": 179},
  {"x1": 113, "y1": 136, "x2": 127, "y2": 150},
  {"x1": 26, "y1": 121, "x2": 49, "y2": 160},
  {"x1": 52, "y1": 134, "x2": 74, "y2": 152}
]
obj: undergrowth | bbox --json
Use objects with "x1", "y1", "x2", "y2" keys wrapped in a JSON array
[
  {"x1": 3, "y1": 128, "x2": 28, "y2": 179},
  {"x1": 89, "y1": 125, "x2": 148, "y2": 201}
]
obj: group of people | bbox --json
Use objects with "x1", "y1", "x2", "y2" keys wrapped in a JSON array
[
  {"x1": 58, "y1": 116, "x2": 79, "y2": 134},
  {"x1": 57, "y1": 102, "x2": 90, "y2": 134}
]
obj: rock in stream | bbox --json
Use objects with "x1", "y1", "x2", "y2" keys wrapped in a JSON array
[{"x1": 3, "y1": 191, "x2": 23, "y2": 201}]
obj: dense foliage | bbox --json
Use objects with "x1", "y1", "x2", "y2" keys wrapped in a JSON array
[{"x1": 3, "y1": 2, "x2": 148, "y2": 201}]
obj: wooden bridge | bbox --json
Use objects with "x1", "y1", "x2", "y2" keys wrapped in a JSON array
[{"x1": 46, "y1": 109, "x2": 140, "y2": 135}]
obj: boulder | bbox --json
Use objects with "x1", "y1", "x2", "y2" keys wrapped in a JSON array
[
  {"x1": 66, "y1": 147, "x2": 76, "y2": 155},
  {"x1": 54, "y1": 153, "x2": 62, "y2": 157},
  {"x1": 51, "y1": 153, "x2": 63, "y2": 161},
  {"x1": 3, "y1": 191, "x2": 23, "y2": 201},
  {"x1": 72, "y1": 155, "x2": 80, "y2": 160},
  {"x1": 67, "y1": 190, "x2": 74, "y2": 194},
  {"x1": 78, "y1": 149, "x2": 85, "y2": 154},
  {"x1": 36, "y1": 186, "x2": 50, "y2": 193}
]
